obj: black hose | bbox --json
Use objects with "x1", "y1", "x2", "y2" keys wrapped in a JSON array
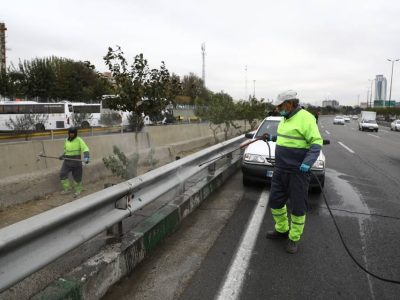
[{"x1": 311, "y1": 172, "x2": 400, "y2": 284}]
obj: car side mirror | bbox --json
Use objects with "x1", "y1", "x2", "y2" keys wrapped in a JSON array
[
  {"x1": 323, "y1": 139, "x2": 330, "y2": 145},
  {"x1": 245, "y1": 132, "x2": 254, "y2": 139}
]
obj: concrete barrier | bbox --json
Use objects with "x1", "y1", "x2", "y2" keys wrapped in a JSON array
[{"x1": 0, "y1": 122, "x2": 249, "y2": 208}]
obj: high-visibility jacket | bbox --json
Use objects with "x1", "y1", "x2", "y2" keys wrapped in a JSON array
[
  {"x1": 63, "y1": 137, "x2": 89, "y2": 158},
  {"x1": 275, "y1": 108, "x2": 322, "y2": 171}
]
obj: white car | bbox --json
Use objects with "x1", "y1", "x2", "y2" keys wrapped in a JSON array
[
  {"x1": 241, "y1": 116, "x2": 327, "y2": 192},
  {"x1": 352, "y1": 115, "x2": 359, "y2": 120},
  {"x1": 333, "y1": 116, "x2": 345, "y2": 125},
  {"x1": 390, "y1": 119, "x2": 400, "y2": 131},
  {"x1": 344, "y1": 116, "x2": 351, "y2": 122},
  {"x1": 359, "y1": 119, "x2": 378, "y2": 132}
]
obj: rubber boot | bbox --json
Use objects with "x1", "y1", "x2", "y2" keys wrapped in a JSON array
[
  {"x1": 286, "y1": 214, "x2": 306, "y2": 254},
  {"x1": 286, "y1": 240, "x2": 298, "y2": 254},
  {"x1": 73, "y1": 181, "x2": 82, "y2": 198},
  {"x1": 60, "y1": 179, "x2": 71, "y2": 194}
]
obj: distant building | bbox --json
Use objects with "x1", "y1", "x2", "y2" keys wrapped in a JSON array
[
  {"x1": 0, "y1": 23, "x2": 6, "y2": 73},
  {"x1": 374, "y1": 75, "x2": 387, "y2": 101},
  {"x1": 359, "y1": 102, "x2": 368, "y2": 109},
  {"x1": 322, "y1": 100, "x2": 339, "y2": 108}
]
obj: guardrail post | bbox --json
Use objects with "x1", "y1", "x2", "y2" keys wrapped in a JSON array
[{"x1": 208, "y1": 162, "x2": 216, "y2": 177}]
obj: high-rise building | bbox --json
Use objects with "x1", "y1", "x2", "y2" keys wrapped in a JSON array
[
  {"x1": 322, "y1": 100, "x2": 339, "y2": 108},
  {"x1": 374, "y1": 75, "x2": 387, "y2": 101},
  {"x1": 0, "y1": 23, "x2": 6, "y2": 73}
]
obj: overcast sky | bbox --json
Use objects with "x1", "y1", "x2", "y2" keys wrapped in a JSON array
[{"x1": 2, "y1": 0, "x2": 400, "y2": 105}]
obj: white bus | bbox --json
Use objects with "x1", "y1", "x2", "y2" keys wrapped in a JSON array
[
  {"x1": 100, "y1": 95, "x2": 156, "y2": 127},
  {"x1": 100, "y1": 95, "x2": 129, "y2": 127},
  {"x1": 0, "y1": 101, "x2": 73, "y2": 131},
  {"x1": 70, "y1": 102, "x2": 102, "y2": 128}
]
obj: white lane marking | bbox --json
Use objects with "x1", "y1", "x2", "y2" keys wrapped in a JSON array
[
  {"x1": 325, "y1": 130, "x2": 330, "y2": 135},
  {"x1": 216, "y1": 190, "x2": 269, "y2": 300},
  {"x1": 367, "y1": 133, "x2": 380, "y2": 139},
  {"x1": 351, "y1": 127, "x2": 355, "y2": 130},
  {"x1": 321, "y1": 125, "x2": 324, "y2": 129},
  {"x1": 338, "y1": 141, "x2": 355, "y2": 154}
]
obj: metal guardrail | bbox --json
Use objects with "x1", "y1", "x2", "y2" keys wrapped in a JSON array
[{"x1": 0, "y1": 134, "x2": 246, "y2": 292}]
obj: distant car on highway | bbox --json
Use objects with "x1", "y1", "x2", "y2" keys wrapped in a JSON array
[
  {"x1": 333, "y1": 116, "x2": 345, "y2": 125},
  {"x1": 359, "y1": 119, "x2": 379, "y2": 132},
  {"x1": 352, "y1": 115, "x2": 359, "y2": 120},
  {"x1": 344, "y1": 116, "x2": 351, "y2": 122},
  {"x1": 390, "y1": 119, "x2": 400, "y2": 131},
  {"x1": 241, "y1": 116, "x2": 327, "y2": 192}
]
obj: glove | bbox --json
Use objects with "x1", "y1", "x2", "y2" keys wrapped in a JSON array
[
  {"x1": 299, "y1": 163, "x2": 310, "y2": 172},
  {"x1": 83, "y1": 152, "x2": 90, "y2": 164},
  {"x1": 59, "y1": 154, "x2": 64, "y2": 160}
]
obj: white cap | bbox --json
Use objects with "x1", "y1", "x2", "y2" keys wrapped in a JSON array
[{"x1": 275, "y1": 90, "x2": 298, "y2": 106}]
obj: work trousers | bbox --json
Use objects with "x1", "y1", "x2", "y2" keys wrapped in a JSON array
[
  {"x1": 269, "y1": 168, "x2": 310, "y2": 215},
  {"x1": 60, "y1": 159, "x2": 83, "y2": 182},
  {"x1": 269, "y1": 168, "x2": 310, "y2": 242}
]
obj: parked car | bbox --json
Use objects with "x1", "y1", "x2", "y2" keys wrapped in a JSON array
[
  {"x1": 241, "y1": 116, "x2": 327, "y2": 192},
  {"x1": 344, "y1": 116, "x2": 351, "y2": 122},
  {"x1": 390, "y1": 119, "x2": 400, "y2": 131},
  {"x1": 333, "y1": 116, "x2": 345, "y2": 125},
  {"x1": 359, "y1": 119, "x2": 378, "y2": 132}
]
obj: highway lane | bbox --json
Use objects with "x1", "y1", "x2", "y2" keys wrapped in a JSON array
[
  {"x1": 181, "y1": 116, "x2": 400, "y2": 299},
  {"x1": 104, "y1": 116, "x2": 400, "y2": 299}
]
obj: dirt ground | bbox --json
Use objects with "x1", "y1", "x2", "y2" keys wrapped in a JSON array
[
  {"x1": 0, "y1": 148, "x2": 203, "y2": 229},
  {"x1": 0, "y1": 174, "x2": 124, "y2": 229}
]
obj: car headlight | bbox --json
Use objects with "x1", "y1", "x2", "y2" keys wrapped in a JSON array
[
  {"x1": 312, "y1": 160, "x2": 324, "y2": 169},
  {"x1": 244, "y1": 153, "x2": 265, "y2": 163}
]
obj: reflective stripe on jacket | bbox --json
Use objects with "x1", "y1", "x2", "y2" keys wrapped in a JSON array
[
  {"x1": 275, "y1": 108, "x2": 322, "y2": 171},
  {"x1": 63, "y1": 137, "x2": 89, "y2": 158}
]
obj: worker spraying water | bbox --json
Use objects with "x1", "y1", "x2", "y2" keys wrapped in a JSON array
[{"x1": 265, "y1": 90, "x2": 323, "y2": 254}]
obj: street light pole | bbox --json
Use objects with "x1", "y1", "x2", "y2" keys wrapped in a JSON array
[
  {"x1": 388, "y1": 58, "x2": 399, "y2": 107},
  {"x1": 253, "y1": 80, "x2": 256, "y2": 98}
]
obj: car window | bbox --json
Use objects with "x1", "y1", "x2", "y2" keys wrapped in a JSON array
[
  {"x1": 364, "y1": 120, "x2": 377, "y2": 124},
  {"x1": 255, "y1": 120, "x2": 280, "y2": 137}
]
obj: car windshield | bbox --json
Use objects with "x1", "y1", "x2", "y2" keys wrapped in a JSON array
[
  {"x1": 255, "y1": 120, "x2": 280, "y2": 138},
  {"x1": 335, "y1": 116, "x2": 344, "y2": 119},
  {"x1": 364, "y1": 120, "x2": 377, "y2": 124}
]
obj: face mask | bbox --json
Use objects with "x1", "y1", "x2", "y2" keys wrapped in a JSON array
[{"x1": 279, "y1": 110, "x2": 289, "y2": 117}]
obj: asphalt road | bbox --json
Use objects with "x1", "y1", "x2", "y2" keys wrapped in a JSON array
[{"x1": 104, "y1": 116, "x2": 400, "y2": 299}]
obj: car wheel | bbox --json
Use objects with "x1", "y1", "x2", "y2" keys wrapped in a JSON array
[
  {"x1": 391, "y1": 127, "x2": 393, "y2": 131},
  {"x1": 81, "y1": 121, "x2": 90, "y2": 129},
  {"x1": 242, "y1": 177, "x2": 252, "y2": 186},
  {"x1": 35, "y1": 123, "x2": 45, "y2": 131},
  {"x1": 375, "y1": 129, "x2": 378, "y2": 132}
]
